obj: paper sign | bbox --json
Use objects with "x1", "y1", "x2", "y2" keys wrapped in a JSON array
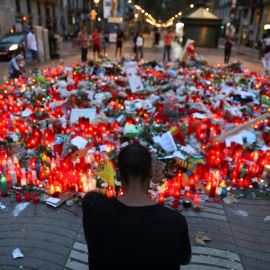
[
  {"x1": 153, "y1": 131, "x2": 177, "y2": 152},
  {"x1": 124, "y1": 61, "x2": 144, "y2": 93},
  {"x1": 239, "y1": 130, "x2": 256, "y2": 143},
  {"x1": 21, "y1": 108, "x2": 33, "y2": 117},
  {"x1": 85, "y1": 90, "x2": 94, "y2": 101},
  {"x1": 71, "y1": 136, "x2": 89, "y2": 149},
  {"x1": 193, "y1": 113, "x2": 207, "y2": 119},
  {"x1": 225, "y1": 134, "x2": 243, "y2": 147},
  {"x1": 70, "y1": 108, "x2": 96, "y2": 123}
]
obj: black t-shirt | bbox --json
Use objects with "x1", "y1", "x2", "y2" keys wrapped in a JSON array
[
  {"x1": 225, "y1": 36, "x2": 234, "y2": 51},
  {"x1": 82, "y1": 192, "x2": 191, "y2": 270},
  {"x1": 155, "y1": 32, "x2": 160, "y2": 42},
  {"x1": 117, "y1": 31, "x2": 124, "y2": 41}
]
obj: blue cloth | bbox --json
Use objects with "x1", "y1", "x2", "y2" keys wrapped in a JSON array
[
  {"x1": 31, "y1": 49, "x2": 39, "y2": 60},
  {"x1": 163, "y1": 45, "x2": 171, "y2": 61},
  {"x1": 8, "y1": 58, "x2": 19, "y2": 76}
]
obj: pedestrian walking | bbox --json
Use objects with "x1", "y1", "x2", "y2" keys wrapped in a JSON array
[
  {"x1": 115, "y1": 29, "x2": 124, "y2": 58},
  {"x1": 224, "y1": 31, "x2": 234, "y2": 64},
  {"x1": 129, "y1": 26, "x2": 135, "y2": 47},
  {"x1": 27, "y1": 26, "x2": 38, "y2": 68},
  {"x1": 135, "y1": 31, "x2": 144, "y2": 60},
  {"x1": 262, "y1": 34, "x2": 270, "y2": 73},
  {"x1": 91, "y1": 28, "x2": 101, "y2": 61},
  {"x1": 163, "y1": 26, "x2": 174, "y2": 62},
  {"x1": 78, "y1": 26, "x2": 89, "y2": 62},
  {"x1": 154, "y1": 29, "x2": 160, "y2": 52},
  {"x1": 100, "y1": 29, "x2": 106, "y2": 57},
  {"x1": 82, "y1": 143, "x2": 191, "y2": 270},
  {"x1": 8, "y1": 54, "x2": 25, "y2": 79}
]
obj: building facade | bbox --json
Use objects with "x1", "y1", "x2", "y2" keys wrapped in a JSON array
[{"x1": 0, "y1": 0, "x2": 96, "y2": 38}]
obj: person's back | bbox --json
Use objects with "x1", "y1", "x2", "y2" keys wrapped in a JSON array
[
  {"x1": 27, "y1": 31, "x2": 37, "y2": 51},
  {"x1": 83, "y1": 144, "x2": 191, "y2": 270},
  {"x1": 164, "y1": 30, "x2": 174, "y2": 46}
]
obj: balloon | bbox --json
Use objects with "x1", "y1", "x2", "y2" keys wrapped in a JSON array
[{"x1": 187, "y1": 44, "x2": 194, "y2": 53}]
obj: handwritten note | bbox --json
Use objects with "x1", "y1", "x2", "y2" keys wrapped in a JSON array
[
  {"x1": 70, "y1": 108, "x2": 96, "y2": 123},
  {"x1": 153, "y1": 131, "x2": 177, "y2": 152},
  {"x1": 124, "y1": 61, "x2": 144, "y2": 93},
  {"x1": 71, "y1": 136, "x2": 89, "y2": 149}
]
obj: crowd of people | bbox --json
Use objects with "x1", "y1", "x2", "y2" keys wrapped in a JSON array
[
  {"x1": 8, "y1": 23, "x2": 270, "y2": 80},
  {"x1": 76, "y1": 26, "x2": 175, "y2": 63}
]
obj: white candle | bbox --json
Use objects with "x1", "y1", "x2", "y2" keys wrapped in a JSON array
[
  {"x1": 21, "y1": 179, "x2": 27, "y2": 186},
  {"x1": 87, "y1": 179, "x2": 96, "y2": 191},
  {"x1": 10, "y1": 171, "x2": 17, "y2": 185},
  {"x1": 32, "y1": 170, "x2": 37, "y2": 180}
]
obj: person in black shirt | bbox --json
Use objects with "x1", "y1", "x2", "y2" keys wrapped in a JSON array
[
  {"x1": 115, "y1": 29, "x2": 124, "y2": 58},
  {"x1": 154, "y1": 29, "x2": 160, "y2": 51},
  {"x1": 82, "y1": 143, "x2": 191, "y2": 270},
  {"x1": 224, "y1": 31, "x2": 234, "y2": 64}
]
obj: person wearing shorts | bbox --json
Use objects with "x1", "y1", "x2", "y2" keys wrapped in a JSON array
[
  {"x1": 115, "y1": 30, "x2": 124, "y2": 58},
  {"x1": 91, "y1": 28, "x2": 101, "y2": 60},
  {"x1": 78, "y1": 26, "x2": 89, "y2": 62},
  {"x1": 100, "y1": 29, "x2": 106, "y2": 57},
  {"x1": 27, "y1": 26, "x2": 38, "y2": 68}
]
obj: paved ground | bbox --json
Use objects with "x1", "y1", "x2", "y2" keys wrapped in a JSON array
[{"x1": 1, "y1": 194, "x2": 270, "y2": 270}]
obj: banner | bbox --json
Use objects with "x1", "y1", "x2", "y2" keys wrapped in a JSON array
[{"x1": 103, "y1": 0, "x2": 112, "y2": 19}]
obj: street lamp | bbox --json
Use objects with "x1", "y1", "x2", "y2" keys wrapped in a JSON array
[
  {"x1": 190, "y1": 4, "x2": 194, "y2": 8},
  {"x1": 94, "y1": 0, "x2": 100, "y2": 28}
]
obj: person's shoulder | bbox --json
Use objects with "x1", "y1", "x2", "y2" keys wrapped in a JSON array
[
  {"x1": 159, "y1": 205, "x2": 187, "y2": 224},
  {"x1": 82, "y1": 191, "x2": 106, "y2": 208}
]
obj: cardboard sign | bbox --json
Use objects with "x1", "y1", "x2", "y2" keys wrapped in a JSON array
[
  {"x1": 124, "y1": 62, "x2": 144, "y2": 93},
  {"x1": 70, "y1": 108, "x2": 96, "y2": 123}
]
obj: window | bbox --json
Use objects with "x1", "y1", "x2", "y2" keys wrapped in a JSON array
[
  {"x1": 16, "y1": 0, "x2": 20, "y2": 12},
  {"x1": 27, "y1": 0, "x2": 31, "y2": 14},
  {"x1": 37, "y1": 2, "x2": 41, "y2": 15}
]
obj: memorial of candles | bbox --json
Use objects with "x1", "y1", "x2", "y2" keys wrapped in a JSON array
[{"x1": 0, "y1": 59, "x2": 269, "y2": 211}]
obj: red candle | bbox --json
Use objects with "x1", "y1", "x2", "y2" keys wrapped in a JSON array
[
  {"x1": 185, "y1": 190, "x2": 192, "y2": 199},
  {"x1": 174, "y1": 189, "x2": 181, "y2": 199},
  {"x1": 172, "y1": 199, "x2": 179, "y2": 209},
  {"x1": 24, "y1": 192, "x2": 31, "y2": 202},
  {"x1": 118, "y1": 188, "x2": 124, "y2": 196},
  {"x1": 35, "y1": 179, "x2": 40, "y2": 186},
  {"x1": 106, "y1": 186, "x2": 114, "y2": 198},
  {"x1": 189, "y1": 176, "x2": 195, "y2": 191},
  {"x1": 16, "y1": 193, "x2": 22, "y2": 202},
  {"x1": 169, "y1": 188, "x2": 175, "y2": 197},
  {"x1": 158, "y1": 193, "x2": 165, "y2": 205},
  {"x1": 25, "y1": 171, "x2": 33, "y2": 186},
  {"x1": 164, "y1": 187, "x2": 169, "y2": 198},
  {"x1": 238, "y1": 178, "x2": 244, "y2": 188},
  {"x1": 209, "y1": 180, "x2": 217, "y2": 198},
  {"x1": 32, "y1": 194, "x2": 38, "y2": 204},
  {"x1": 193, "y1": 193, "x2": 200, "y2": 204},
  {"x1": 231, "y1": 178, "x2": 237, "y2": 186}
]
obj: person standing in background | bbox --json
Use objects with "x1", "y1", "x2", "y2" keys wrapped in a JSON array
[
  {"x1": 115, "y1": 29, "x2": 124, "y2": 59},
  {"x1": 91, "y1": 28, "x2": 101, "y2": 61},
  {"x1": 135, "y1": 31, "x2": 144, "y2": 60},
  {"x1": 100, "y1": 29, "x2": 107, "y2": 57},
  {"x1": 163, "y1": 27, "x2": 174, "y2": 62},
  {"x1": 27, "y1": 26, "x2": 38, "y2": 68},
  {"x1": 129, "y1": 26, "x2": 135, "y2": 47},
  {"x1": 262, "y1": 33, "x2": 270, "y2": 74},
  {"x1": 78, "y1": 26, "x2": 89, "y2": 62},
  {"x1": 154, "y1": 29, "x2": 160, "y2": 52},
  {"x1": 224, "y1": 31, "x2": 234, "y2": 64}
]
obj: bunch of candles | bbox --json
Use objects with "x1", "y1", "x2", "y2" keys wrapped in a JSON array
[{"x1": 0, "y1": 60, "x2": 269, "y2": 207}]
